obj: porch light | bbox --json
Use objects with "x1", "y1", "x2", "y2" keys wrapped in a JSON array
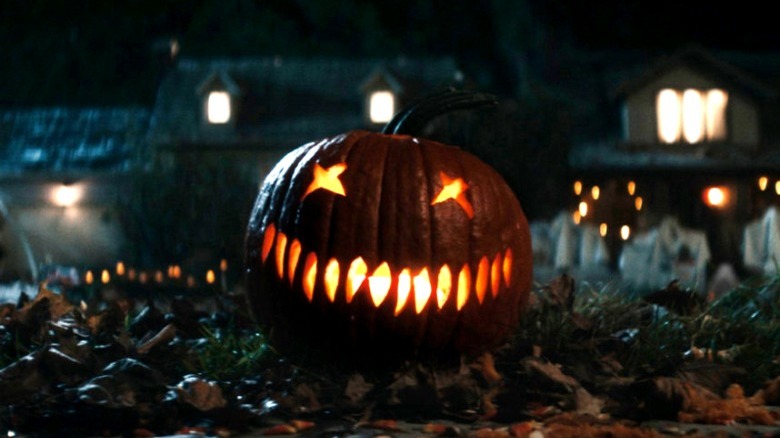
[
  {"x1": 52, "y1": 183, "x2": 82, "y2": 207},
  {"x1": 703, "y1": 186, "x2": 729, "y2": 208}
]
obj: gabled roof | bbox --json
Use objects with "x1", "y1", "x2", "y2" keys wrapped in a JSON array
[
  {"x1": 0, "y1": 107, "x2": 150, "y2": 175},
  {"x1": 147, "y1": 56, "x2": 463, "y2": 149},
  {"x1": 616, "y1": 46, "x2": 778, "y2": 100}
]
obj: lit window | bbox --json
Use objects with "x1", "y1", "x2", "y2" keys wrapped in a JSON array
[
  {"x1": 207, "y1": 91, "x2": 231, "y2": 124},
  {"x1": 656, "y1": 88, "x2": 728, "y2": 144},
  {"x1": 369, "y1": 91, "x2": 395, "y2": 123}
]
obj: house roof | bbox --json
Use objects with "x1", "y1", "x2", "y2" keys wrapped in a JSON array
[
  {"x1": 0, "y1": 107, "x2": 150, "y2": 175},
  {"x1": 147, "y1": 56, "x2": 463, "y2": 149},
  {"x1": 615, "y1": 46, "x2": 778, "y2": 100}
]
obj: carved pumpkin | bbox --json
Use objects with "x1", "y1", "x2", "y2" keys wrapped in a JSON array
[{"x1": 245, "y1": 91, "x2": 532, "y2": 362}]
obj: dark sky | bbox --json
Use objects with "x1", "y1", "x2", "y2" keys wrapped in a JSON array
[{"x1": 1, "y1": 0, "x2": 777, "y2": 106}]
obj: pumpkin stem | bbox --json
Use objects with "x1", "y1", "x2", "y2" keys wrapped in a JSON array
[{"x1": 381, "y1": 89, "x2": 499, "y2": 136}]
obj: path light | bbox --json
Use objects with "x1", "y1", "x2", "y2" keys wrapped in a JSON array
[
  {"x1": 85, "y1": 270, "x2": 94, "y2": 285},
  {"x1": 591, "y1": 185, "x2": 600, "y2": 200},
  {"x1": 116, "y1": 261, "x2": 125, "y2": 276},
  {"x1": 758, "y1": 176, "x2": 768, "y2": 191},
  {"x1": 599, "y1": 223, "x2": 608, "y2": 237},
  {"x1": 578, "y1": 201, "x2": 588, "y2": 217},
  {"x1": 206, "y1": 270, "x2": 216, "y2": 284},
  {"x1": 775, "y1": 180, "x2": 780, "y2": 195},
  {"x1": 620, "y1": 225, "x2": 631, "y2": 241},
  {"x1": 573, "y1": 180, "x2": 583, "y2": 195},
  {"x1": 627, "y1": 181, "x2": 636, "y2": 195},
  {"x1": 635, "y1": 196, "x2": 643, "y2": 211},
  {"x1": 101, "y1": 270, "x2": 110, "y2": 284},
  {"x1": 572, "y1": 210, "x2": 581, "y2": 225}
]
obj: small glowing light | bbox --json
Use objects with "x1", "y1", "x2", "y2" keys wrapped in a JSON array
[
  {"x1": 220, "y1": 259, "x2": 228, "y2": 272},
  {"x1": 85, "y1": 270, "x2": 94, "y2": 285},
  {"x1": 346, "y1": 257, "x2": 368, "y2": 303},
  {"x1": 187, "y1": 275, "x2": 196, "y2": 288},
  {"x1": 599, "y1": 223, "x2": 608, "y2": 237},
  {"x1": 206, "y1": 270, "x2": 216, "y2": 284},
  {"x1": 155, "y1": 270, "x2": 164, "y2": 283},
  {"x1": 620, "y1": 225, "x2": 631, "y2": 241},
  {"x1": 395, "y1": 268, "x2": 411, "y2": 315},
  {"x1": 572, "y1": 210, "x2": 582, "y2": 225},
  {"x1": 139, "y1": 272, "x2": 148, "y2": 284},
  {"x1": 172, "y1": 265, "x2": 181, "y2": 279},
  {"x1": 704, "y1": 186, "x2": 729, "y2": 208},
  {"x1": 324, "y1": 258, "x2": 340, "y2": 303},
  {"x1": 207, "y1": 91, "x2": 231, "y2": 124},
  {"x1": 52, "y1": 184, "x2": 82, "y2": 207},
  {"x1": 128, "y1": 268, "x2": 136, "y2": 281},
  {"x1": 8, "y1": 430, "x2": 17, "y2": 437},
  {"x1": 591, "y1": 185, "x2": 600, "y2": 200},
  {"x1": 758, "y1": 176, "x2": 769, "y2": 191},
  {"x1": 116, "y1": 261, "x2": 125, "y2": 276},
  {"x1": 775, "y1": 180, "x2": 780, "y2": 195},
  {"x1": 635, "y1": 196, "x2": 643, "y2": 211},
  {"x1": 101, "y1": 269, "x2": 110, "y2": 284},
  {"x1": 413, "y1": 268, "x2": 432, "y2": 314},
  {"x1": 369, "y1": 90, "x2": 395, "y2": 123},
  {"x1": 573, "y1": 180, "x2": 583, "y2": 195},
  {"x1": 578, "y1": 201, "x2": 588, "y2": 217},
  {"x1": 682, "y1": 89, "x2": 705, "y2": 143},
  {"x1": 627, "y1": 181, "x2": 636, "y2": 195}
]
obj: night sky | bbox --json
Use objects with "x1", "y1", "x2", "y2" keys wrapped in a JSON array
[{"x1": 1, "y1": 0, "x2": 776, "y2": 106}]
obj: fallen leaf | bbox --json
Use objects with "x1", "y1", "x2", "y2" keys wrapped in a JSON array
[{"x1": 262, "y1": 424, "x2": 296, "y2": 435}]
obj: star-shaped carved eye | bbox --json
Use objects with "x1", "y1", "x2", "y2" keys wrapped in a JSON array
[
  {"x1": 431, "y1": 172, "x2": 474, "y2": 218},
  {"x1": 302, "y1": 163, "x2": 347, "y2": 200}
]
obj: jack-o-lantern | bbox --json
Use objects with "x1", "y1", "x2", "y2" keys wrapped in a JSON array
[{"x1": 245, "y1": 91, "x2": 532, "y2": 363}]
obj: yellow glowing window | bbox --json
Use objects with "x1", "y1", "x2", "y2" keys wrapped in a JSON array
[
  {"x1": 207, "y1": 91, "x2": 231, "y2": 124},
  {"x1": 369, "y1": 91, "x2": 395, "y2": 123},
  {"x1": 656, "y1": 88, "x2": 728, "y2": 144}
]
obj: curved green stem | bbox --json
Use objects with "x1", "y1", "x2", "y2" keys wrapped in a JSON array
[{"x1": 382, "y1": 89, "x2": 498, "y2": 136}]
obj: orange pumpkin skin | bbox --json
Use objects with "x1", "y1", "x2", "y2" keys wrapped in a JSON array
[{"x1": 245, "y1": 129, "x2": 532, "y2": 361}]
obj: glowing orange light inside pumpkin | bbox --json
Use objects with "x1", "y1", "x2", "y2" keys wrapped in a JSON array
[
  {"x1": 288, "y1": 239, "x2": 302, "y2": 285},
  {"x1": 502, "y1": 248, "x2": 512, "y2": 287},
  {"x1": 275, "y1": 232, "x2": 288, "y2": 279},
  {"x1": 395, "y1": 268, "x2": 411, "y2": 316},
  {"x1": 368, "y1": 262, "x2": 391, "y2": 307},
  {"x1": 490, "y1": 254, "x2": 501, "y2": 297},
  {"x1": 346, "y1": 257, "x2": 368, "y2": 303},
  {"x1": 413, "y1": 268, "x2": 432, "y2": 314},
  {"x1": 302, "y1": 253, "x2": 317, "y2": 302},
  {"x1": 436, "y1": 265, "x2": 452, "y2": 309},
  {"x1": 476, "y1": 256, "x2": 489, "y2": 304},
  {"x1": 261, "y1": 224, "x2": 276, "y2": 262},
  {"x1": 432, "y1": 172, "x2": 474, "y2": 218},
  {"x1": 302, "y1": 163, "x2": 347, "y2": 199},
  {"x1": 324, "y1": 258, "x2": 340, "y2": 302},
  {"x1": 457, "y1": 265, "x2": 471, "y2": 311},
  {"x1": 206, "y1": 270, "x2": 216, "y2": 284},
  {"x1": 116, "y1": 262, "x2": 125, "y2": 276}
]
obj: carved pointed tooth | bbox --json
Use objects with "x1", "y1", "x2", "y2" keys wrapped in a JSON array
[
  {"x1": 261, "y1": 223, "x2": 276, "y2": 263},
  {"x1": 437, "y1": 265, "x2": 452, "y2": 309},
  {"x1": 324, "y1": 258, "x2": 340, "y2": 302},
  {"x1": 503, "y1": 248, "x2": 513, "y2": 287},
  {"x1": 288, "y1": 239, "x2": 302, "y2": 286},
  {"x1": 413, "y1": 268, "x2": 432, "y2": 314},
  {"x1": 395, "y1": 268, "x2": 411, "y2": 316},
  {"x1": 457, "y1": 265, "x2": 471, "y2": 311},
  {"x1": 491, "y1": 252, "x2": 502, "y2": 297},
  {"x1": 368, "y1": 262, "x2": 391, "y2": 307},
  {"x1": 346, "y1": 257, "x2": 368, "y2": 303},
  {"x1": 302, "y1": 252, "x2": 317, "y2": 302},
  {"x1": 476, "y1": 256, "x2": 489, "y2": 304},
  {"x1": 275, "y1": 232, "x2": 288, "y2": 279}
]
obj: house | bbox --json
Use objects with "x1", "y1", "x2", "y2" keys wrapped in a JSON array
[
  {"x1": 568, "y1": 46, "x2": 780, "y2": 270},
  {"x1": 147, "y1": 56, "x2": 466, "y2": 181},
  {"x1": 0, "y1": 108, "x2": 150, "y2": 281}
]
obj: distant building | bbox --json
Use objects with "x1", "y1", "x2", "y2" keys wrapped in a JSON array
[
  {"x1": 0, "y1": 108, "x2": 149, "y2": 280},
  {"x1": 147, "y1": 56, "x2": 465, "y2": 183},
  {"x1": 568, "y1": 46, "x2": 780, "y2": 266}
]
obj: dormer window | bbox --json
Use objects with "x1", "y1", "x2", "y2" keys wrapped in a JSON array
[
  {"x1": 369, "y1": 90, "x2": 395, "y2": 124},
  {"x1": 657, "y1": 88, "x2": 728, "y2": 144},
  {"x1": 207, "y1": 91, "x2": 232, "y2": 124}
]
